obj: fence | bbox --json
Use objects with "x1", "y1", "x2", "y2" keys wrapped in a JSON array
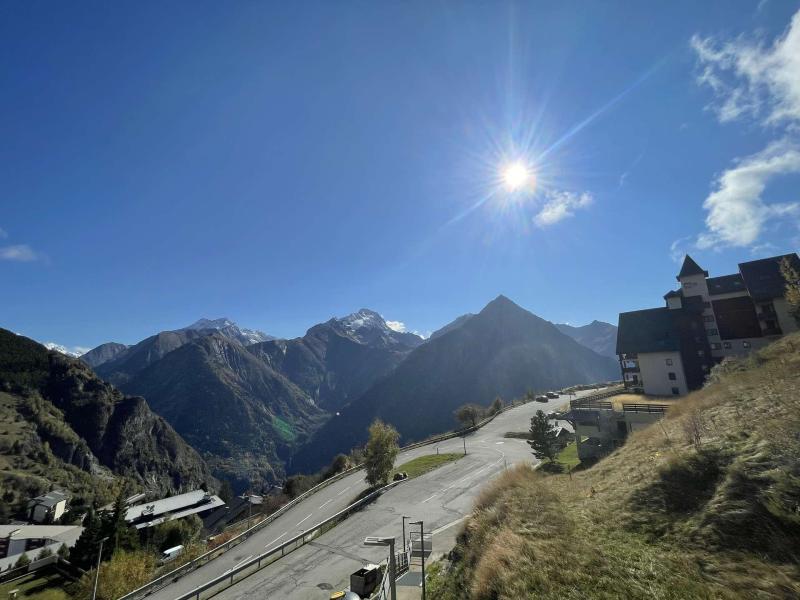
[
  {"x1": 569, "y1": 386, "x2": 625, "y2": 411},
  {"x1": 622, "y1": 403, "x2": 669, "y2": 414}
]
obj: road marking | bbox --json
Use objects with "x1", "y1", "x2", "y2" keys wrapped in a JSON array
[
  {"x1": 296, "y1": 513, "x2": 313, "y2": 527},
  {"x1": 224, "y1": 554, "x2": 253, "y2": 574},
  {"x1": 432, "y1": 517, "x2": 466, "y2": 536},
  {"x1": 336, "y1": 486, "x2": 351, "y2": 496},
  {"x1": 265, "y1": 532, "x2": 287, "y2": 548},
  {"x1": 421, "y1": 494, "x2": 437, "y2": 504},
  {"x1": 319, "y1": 499, "x2": 333, "y2": 509},
  {"x1": 495, "y1": 441, "x2": 504, "y2": 445}
]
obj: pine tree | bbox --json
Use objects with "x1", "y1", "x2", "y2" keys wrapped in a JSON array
[
  {"x1": 527, "y1": 410, "x2": 558, "y2": 462},
  {"x1": 104, "y1": 491, "x2": 138, "y2": 555},
  {"x1": 70, "y1": 506, "x2": 104, "y2": 569}
]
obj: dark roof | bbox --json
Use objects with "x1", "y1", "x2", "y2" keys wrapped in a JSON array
[
  {"x1": 29, "y1": 491, "x2": 69, "y2": 508},
  {"x1": 616, "y1": 308, "x2": 681, "y2": 355},
  {"x1": 706, "y1": 273, "x2": 746, "y2": 296},
  {"x1": 738, "y1": 253, "x2": 800, "y2": 301},
  {"x1": 663, "y1": 289, "x2": 682, "y2": 299},
  {"x1": 676, "y1": 255, "x2": 708, "y2": 280}
]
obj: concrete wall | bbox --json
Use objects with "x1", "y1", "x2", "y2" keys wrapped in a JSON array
[{"x1": 638, "y1": 351, "x2": 686, "y2": 396}]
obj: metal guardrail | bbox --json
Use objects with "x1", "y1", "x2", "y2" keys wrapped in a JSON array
[
  {"x1": 172, "y1": 481, "x2": 401, "y2": 600},
  {"x1": 622, "y1": 403, "x2": 669, "y2": 414},
  {"x1": 117, "y1": 390, "x2": 568, "y2": 600}
]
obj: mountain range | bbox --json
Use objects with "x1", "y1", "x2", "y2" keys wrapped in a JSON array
[
  {"x1": 0, "y1": 328, "x2": 213, "y2": 513},
  {"x1": 554, "y1": 320, "x2": 618, "y2": 358},
  {"x1": 33, "y1": 300, "x2": 620, "y2": 492},
  {"x1": 290, "y1": 296, "x2": 619, "y2": 473}
]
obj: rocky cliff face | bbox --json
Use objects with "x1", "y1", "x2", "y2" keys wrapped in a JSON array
[
  {"x1": 0, "y1": 328, "x2": 213, "y2": 496},
  {"x1": 80, "y1": 342, "x2": 129, "y2": 368}
]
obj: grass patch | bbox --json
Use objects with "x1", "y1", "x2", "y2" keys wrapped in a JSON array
[
  {"x1": 271, "y1": 415, "x2": 296, "y2": 442},
  {"x1": 428, "y1": 333, "x2": 800, "y2": 599},
  {"x1": 0, "y1": 567, "x2": 71, "y2": 600},
  {"x1": 393, "y1": 453, "x2": 462, "y2": 479},
  {"x1": 553, "y1": 441, "x2": 581, "y2": 471}
]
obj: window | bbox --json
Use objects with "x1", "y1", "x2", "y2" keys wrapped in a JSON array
[
  {"x1": 684, "y1": 281, "x2": 696, "y2": 288},
  {"x1": 707, "y1": 328, "x2": 718, "y2": 336},
  {"x1": 671, "y1": 387, "x2": 680, "y2": 395},
  {"x1": 668, "y1": 372, "x2": 677, "y2": 381},
  {"x1": 723, "y1": 342, "x2": 732, "y2": 349},
  {"x1": 743, "y1": 341, "x2": 751, "y2": 348},
  {"x1": 665, "y1": 358, "x2": 673, "y2": 366},
  {"x1": 697, "y1": 350, "x2": 705, "y2": 357},
  {"x1": 703, "y1": 315, "x2": 715, "y2": 323},
  {"x1": 703, "y1": 301, "x2": 711, "y2": 308},
  {"x1": 711, "y1": 343, "x2": 721, "y2": 350}
]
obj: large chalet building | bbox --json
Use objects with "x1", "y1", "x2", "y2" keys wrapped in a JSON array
[{"x1": 616, "y1": 253, "x2": 799, "y2": 396}]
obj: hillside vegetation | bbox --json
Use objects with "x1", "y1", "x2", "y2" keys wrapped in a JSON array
[
  {"x1": 428, "y1": 333, "x2": 800, "y2": 599},
  {"x1": 0, "y1": 329, "x2": 213, "y2": 519}
]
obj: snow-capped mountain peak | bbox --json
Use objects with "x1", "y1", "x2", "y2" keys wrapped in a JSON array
[
  {"x1": 330, "y1": 309, "x2": 423, "y2": 350},
  {"x1": 181, "y1": 318, "x2": 275, "y2": 346}
]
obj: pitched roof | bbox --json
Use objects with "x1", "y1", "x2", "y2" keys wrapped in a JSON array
[
  {"x1": 706, "y1": 273, "x2": 746, "y2": 296},
  {"x1": 28, "y1": 490, "x2": 69, "y2": 508},
  {"x1": 676, "y1": 255, "x2": 708, "y2": 280},
  {"x1": 738, "y1": 253, "x2": 800, "y2": 301},
  {"x1": 663, "y1": 289, "x2": 682, "y2": 299},
  {"x1": 616, "y1": 307, "x2": 681, "y2": 355}
]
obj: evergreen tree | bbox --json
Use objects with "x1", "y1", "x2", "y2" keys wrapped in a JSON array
[
  {"x1": 104, "y1": 491, "x2": 139, "y2": 555},
  {"x1": 527, "y1": 410, "x2": 558, "y2": 462},
  {"x1": 70, "y1": 506, "x2": 104, "y2": 569}
]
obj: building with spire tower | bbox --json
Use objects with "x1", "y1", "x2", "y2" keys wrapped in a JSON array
[{"x1": 616, "y1": 253, "x2": 800, "y2": 396}]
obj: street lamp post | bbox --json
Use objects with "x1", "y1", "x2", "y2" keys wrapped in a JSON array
[
  {"x1": 411, "y1": 521, "x2": 426, "y2": 600},
  {"x1": 91, "y1": 537, "x2": 109, "y2": 600},
  {"x1": 364, "y1": 536, "x2": 397, "y2": 600},
  {"x1": 401, "y1": 516, "x2": 411, "y2": 554}
]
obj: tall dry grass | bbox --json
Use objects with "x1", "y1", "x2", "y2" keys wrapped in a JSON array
[{"x1": 428, "y1": 333, "x2": 800, "y2": 600}]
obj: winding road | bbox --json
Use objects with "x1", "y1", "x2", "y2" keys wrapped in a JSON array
[{"x1": 149, "y1": 390, "x2": 593, "y2": 599}]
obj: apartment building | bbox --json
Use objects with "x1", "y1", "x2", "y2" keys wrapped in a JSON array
[{"x1": 616, "y1": 253, "x2": 799, "y2": 396}]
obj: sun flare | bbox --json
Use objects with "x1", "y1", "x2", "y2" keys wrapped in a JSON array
[{"x1": 501, "y1": 161, "x2": 533, "y2": 192}]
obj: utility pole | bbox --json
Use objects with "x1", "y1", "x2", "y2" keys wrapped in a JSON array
[
  {"x1": 91, "y1": 537, "x2": 108, "y2": 600},
  {"x1": 401, "y1": 516, "x2": 411, "y2": 554},
  {"x1": 411, "y1": 521, "x2": 426, "y2": 600},
  {"x1": 462, "y1": 435, "x2": 466, "y2": 455}
]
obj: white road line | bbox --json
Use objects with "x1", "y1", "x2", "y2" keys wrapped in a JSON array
[
  {"x1": 296, "y1": 513, "x2": 313, "y2": 527},
  {"x1": 224, "y1": 554, "x2": 253, "y2": 574},
  {"x1": 265, "y1": 532, "x2": 287, "y2": 548},
  {"x1": 421, "y1": 494, "x2": 437, "y2": 504},
  {"x1": 319, "y1": 499, "x2": 333, "y2": 509},
  {"x1": 336, "y1": 486, "x2": 351, "y2": 496},
  {"x1": 432, "y1": 517, "x2": 467, "y2": 536}
]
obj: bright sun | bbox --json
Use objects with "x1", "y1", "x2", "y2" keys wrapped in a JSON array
[{"x1": 502, "y1": 161, "x2": 532, "y2": 191}]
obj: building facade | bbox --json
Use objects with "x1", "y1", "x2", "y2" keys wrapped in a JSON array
[{"x1": 617, "y1": 253, "x2": 799, "y2": 396}]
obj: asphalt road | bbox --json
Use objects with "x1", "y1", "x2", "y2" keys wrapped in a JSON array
[{"x1": 150, "y1": 390, "x2": 595, "y2": 600}]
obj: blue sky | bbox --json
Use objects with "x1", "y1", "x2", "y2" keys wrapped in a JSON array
[{"x1": 2, "y1": 1, "x2": 800, "y2": 351}]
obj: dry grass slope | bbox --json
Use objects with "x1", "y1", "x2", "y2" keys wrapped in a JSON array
[{"x1": 428, "y1": 333, "x2": 800, "y2": 600}]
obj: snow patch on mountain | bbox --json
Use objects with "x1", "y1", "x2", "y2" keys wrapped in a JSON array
[
  {"x1": 182, "y1": 318, "x2": 275, "y2": 345},
  {"x1": 43, "y1": 342, "x2": 91, "y2": 357}
]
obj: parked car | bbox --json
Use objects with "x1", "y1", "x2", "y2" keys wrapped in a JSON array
[
  {"x1": 546, "y1": 392, "x2": 559, "y2": 399},
  {"x1": 392, "y1": 471, "x2": 408, "y2": 481},
  {"x1": 159, "y1": 545, "x2": 184, "y2": 564},
  {"x1": 535, "y1": 395, "x2": 548, "y2": 403}
]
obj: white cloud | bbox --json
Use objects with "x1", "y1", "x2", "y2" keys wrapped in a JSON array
[
  {"x1": 691, "y1": 9, "x2": 800, "y2": 128},
  {"x1": 696, "y1": 139, "x2": 800, "y2": 249},
  {"x1": 385, "y1": 320, "x2": 407, "y2": 333},
  {"x1": 534, "y1": 190, "x2": 593, "y2": 227},
  {"x1": 0, "y1": 244, "x2": 39, "y2": 262},
  {"x1": 669, "y1": 236, "x2": 694, "y2": 263}
]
